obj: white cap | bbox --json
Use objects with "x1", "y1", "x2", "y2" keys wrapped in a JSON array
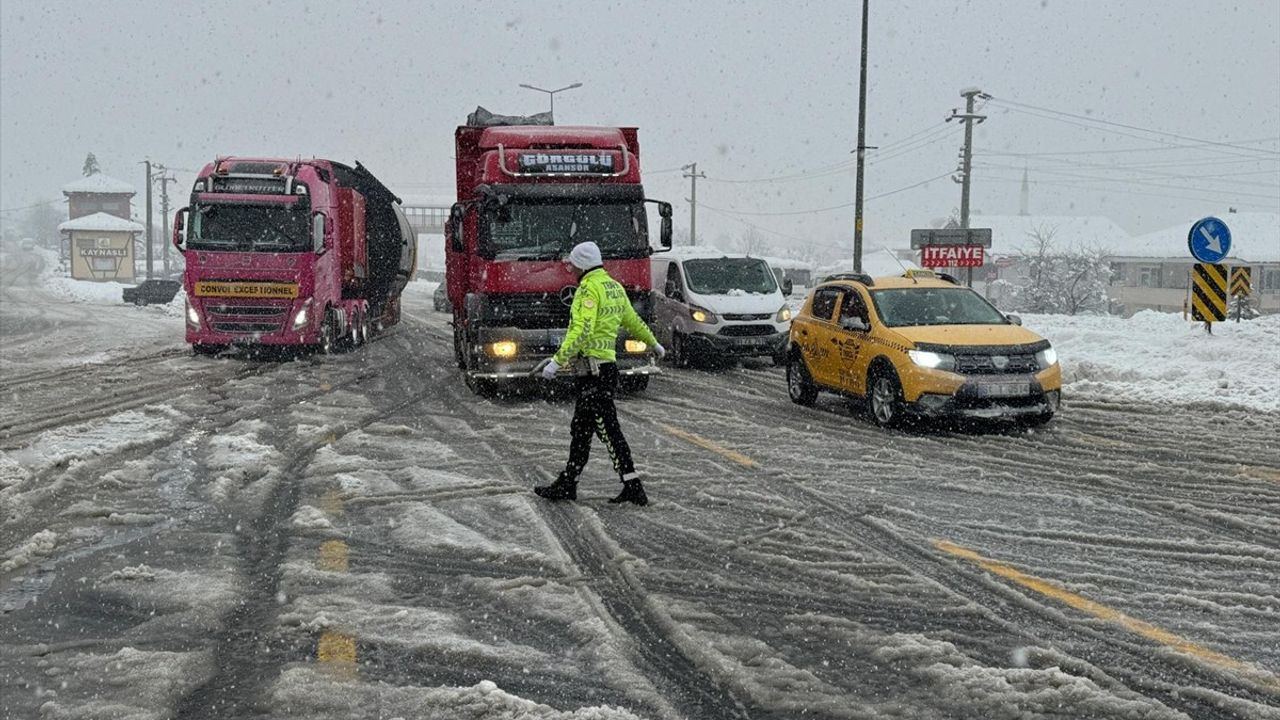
[{"x1": 568, "y1": 241, "x2": 603, "y2": 270}]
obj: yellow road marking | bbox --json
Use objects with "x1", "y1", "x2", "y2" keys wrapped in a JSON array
[
  {"x1": 934, "y1": 539, "x2": 1279, "y2": 688},
  {"x1": 320, "y1": 489, "x2": 345, "y2": 516},
  {"x1": 1236, "y1": 464, "x2": 1280, "y2": 484},
  {"x1": 317, "y1": 540, "x2": 350, "y2": 572},
  {"x1": 317, "y1": 630, "x2": 357, "y2": 678},
  {"x1": 658, "y1": 423, "x2": 758, "y2": 468}
]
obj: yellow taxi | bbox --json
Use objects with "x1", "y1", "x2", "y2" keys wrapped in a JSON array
[{"x1": 786, "y1": 270, "x2": 1061, "y2": 426}]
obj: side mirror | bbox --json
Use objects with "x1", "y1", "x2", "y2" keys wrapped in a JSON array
[
  {"x1": 172, "y1": 207, "x2": 188, "y2": 250},
  {"x1": 449, "y1": 204, "x2": 465, "y2": 252},
  {"x1": 1006, "y1": 314, "x2": 1022, "y2": 326},
  {"x1": 664, "y1": 280, "x2": 679, "y2": 299},
  {"x1": 312, "y1": 212, "x2": 327, "y2": 254},
  {"x1": 840, "y1": 316, "x2": 869, "y2": 332},
  {"x1": 782, "y1": 277, "x2": 793, "y2": 297}
]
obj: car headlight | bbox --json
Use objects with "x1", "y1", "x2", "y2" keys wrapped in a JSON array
[
  {"x1": 1035, "y1": 346, "x2": 1058, "y2": 370},
  {"x1": 624, "y1": 339, "x2": 647, "y2": 353},
  {"x1": 690, "y1": 306, "x2": 718, "y2": 324},
  {"x1": 908, "y1": 349, "x2": 956, "y2": 371},
  {"x1": 776, "y1": 306, "x2": 792, "y2": 323},
  {"x1": 291, "y1": 299, "x2": 312, "y2": 331}
]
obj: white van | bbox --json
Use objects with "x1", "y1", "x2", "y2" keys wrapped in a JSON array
[{"x1": 651, "y1": 249, "x2": 793, "y2": 365}]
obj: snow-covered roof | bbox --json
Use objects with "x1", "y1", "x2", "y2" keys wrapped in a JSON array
[
  {"x1": 817, "y1": 248, "x2": 920, "y2": 279},
  {"x1": 59, "y1": 212, "x2": 144, "y2": 233},
  {"x1": 1119, "y1": 212, "x2": 1279, "y2": 262},
  {"x1": 966, "y1": 214, "x2": 1131, "y2": 255},
  {"x1": 62, "y1": 173, "x2": 136, "y2": 195}
]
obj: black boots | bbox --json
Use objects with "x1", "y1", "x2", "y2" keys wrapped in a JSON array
[
  {"x1": 609, "y1": 479, "x2": 648, "y2": 506},
  {"x1": 533, "y1": 473, "x2": 578, "y2": 501}
]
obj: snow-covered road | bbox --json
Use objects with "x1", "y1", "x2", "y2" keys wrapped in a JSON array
[{"x1": 2, "y1": 257, "x2": 1278, "y2": 719}]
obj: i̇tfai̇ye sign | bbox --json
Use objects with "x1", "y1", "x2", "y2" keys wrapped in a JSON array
[{"x1": 920, "y1": 244, "x2": 985, "y2": 268}]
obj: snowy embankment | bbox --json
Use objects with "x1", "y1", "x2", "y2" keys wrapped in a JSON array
[
  {"x1": 34, "y1": 247, "x2": 185, "y2": 317},
  {"x1": 1023, "y1": 311, "x2": 1280, "y2": 412}
]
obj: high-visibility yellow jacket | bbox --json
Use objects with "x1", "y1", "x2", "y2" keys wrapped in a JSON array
[{"x1": 553, "y1": 267, "x2": 658, "y2": 365}]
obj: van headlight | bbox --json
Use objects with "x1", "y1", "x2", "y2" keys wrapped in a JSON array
[
  {"x1": 908, "y1": 349, "x2": 956, "y2": 371},
  {"x1": 292, "y1": 299, "x2": 313, "y2": 331},
  {"x1": 690, "y1": 306, "x2": 718, "y2": 324},
  {"x1": 1035, "y1": 346, "x2": 1058, "y2": 370},
  {"x1": 186, "y1": 302, "x2": 201, "y2": 329},
  {"x1": 776, "y1": 306, "x2": 792, "y2": 323}
]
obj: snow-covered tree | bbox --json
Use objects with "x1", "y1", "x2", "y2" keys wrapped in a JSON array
[
  {"x1": 1005, "y1": 224, "x2": 1111, "y2": 315},
  {"x1": 735, "y1": 227, "x2": 771, "y2": 256},
  {"x1": 82, "y1": 152, "x2": 100, "y2": 176}
]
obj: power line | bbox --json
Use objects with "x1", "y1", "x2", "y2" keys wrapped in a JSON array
[
  {"x1": 986, "y1": 96, "x2": 1280, "y2": 156},
  {"x1": 977, "y1": 135, "x2": 1280, "y2": 159}
]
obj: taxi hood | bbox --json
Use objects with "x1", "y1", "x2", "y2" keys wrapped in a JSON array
[{"x1": 890, "y1": 323, "x2": 1047, "y2": 350}]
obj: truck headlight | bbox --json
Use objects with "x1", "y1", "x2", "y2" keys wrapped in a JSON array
[
  {"x1": 908, "y1": 349, "x2": 956, "y2": 371},
  {"x1": 489, "y1": 341, "x2": 518, "y2": 358},
  {"x1": 186, "y1": 303, "x2": 201, "y2": 329},
  {"x1": 776, "y1": 307, "x2": 792, "y2": 323},
  {"x1": 292, "y1": 299, "x2": 312, "y2": 331},
  {"x1": 625, "y1": 340, "x2": 647, "y2": 353},
  {"x1": 1035, "y1": 346, "x2": 1058, "y2": 370},
  {"x1": 690, "y1": 306, "x2": 718, "y2": 324}
]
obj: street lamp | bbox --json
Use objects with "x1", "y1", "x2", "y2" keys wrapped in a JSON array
[{"x1": 518, "y1": 82, "x2": 582, "y2": 119}]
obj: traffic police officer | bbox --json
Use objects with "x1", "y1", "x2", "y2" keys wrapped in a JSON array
[{"x1": 534, "y1": 241, "x2": 664, "y2": 506}]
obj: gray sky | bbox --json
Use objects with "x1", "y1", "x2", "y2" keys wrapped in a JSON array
[{"x1": 2, "y1": 0, "x2": 1277, "y2": 261}]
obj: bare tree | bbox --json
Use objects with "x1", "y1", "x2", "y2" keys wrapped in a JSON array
[
  {"x1": 735, "y1": 226, "x2": 771, "y2": 256},
  {"x1": 1007, "y1": 224, "x2": 1111, "y2": 315}
]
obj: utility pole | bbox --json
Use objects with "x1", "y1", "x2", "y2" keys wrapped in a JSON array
[
  {"x1": 947, "y1": 87, "x2": 987, "y2": 286},
  {"x1": 681, "y1": 162, "x2": 705, "y2": 246},
  {"x1": 153, "y1": 166, "x2": 177, "y2": 278},
  {"x1": 142, "y1": 159, "x2": 154, "y2": 280},
  {"x1": 853, "y1": 0, "x2": 870, "y2": 273}
]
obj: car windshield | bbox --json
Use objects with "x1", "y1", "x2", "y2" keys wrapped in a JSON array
[
  {"x1": 187, "y1": 202, "x2": 309, "y2": 252},
  {"x1": 481, "y1": 202, "x2": 649, "y2": 260},
  {"x1": 870, "y1": 287, "x2": 1009, "y2": 327},
  {"x1": 683, "y1": 258, "x2": 778, "y2": 295}
]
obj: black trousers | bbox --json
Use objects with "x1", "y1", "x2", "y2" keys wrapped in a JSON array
[{"x1": 563, "y1": 363, "x2": 637, "y2": 482}]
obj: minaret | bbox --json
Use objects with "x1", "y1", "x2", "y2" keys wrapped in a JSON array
[{"x1": 1019, "y1": 167, "x2": 1030, "y2": 216}]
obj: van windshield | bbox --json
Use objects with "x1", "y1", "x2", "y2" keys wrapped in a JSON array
[{"x1": 683, "y1": 258, "x2": 778, "y2": 295}]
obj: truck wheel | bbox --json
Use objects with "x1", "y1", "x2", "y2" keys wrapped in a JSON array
[
  {"x1": 867, "y1": 366, "x2": 905, "y2": 428},
  {"x1": 359, "y1": 309, "x2": 371, "y2": 345},
  {"x1": 620, "y1": 375, "x2": 650, "y2": 393},
  {"x1": 452, "y1": 327, "x2": 467, "y2": 369},
  {"x1": 787, "y1": 353, "x2": 818, "y2": 406},
  {"x1": 320, "y1": 310, "x2": 337, "y2": 355}
]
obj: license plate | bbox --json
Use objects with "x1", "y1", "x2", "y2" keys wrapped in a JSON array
[{"x1": 979, "y1": 382, "x2": 1030, "y2": 398}]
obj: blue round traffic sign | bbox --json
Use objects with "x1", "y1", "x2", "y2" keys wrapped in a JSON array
[{"x1": 1188, "y1": 216, "x2": 1231, "y2": 263}]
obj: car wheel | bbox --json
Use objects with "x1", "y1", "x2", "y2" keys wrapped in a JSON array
[
  {"x1": 868, "y1": 367, "x2": 905, "y2": 428},
  {"x1": 787, "y1": 353, "x2": 818, "y2": 406}
]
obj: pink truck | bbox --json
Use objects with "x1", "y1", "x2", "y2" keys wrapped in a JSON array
[{"x1": 173, "y1": 158, "x2": 416, "y2": 354}]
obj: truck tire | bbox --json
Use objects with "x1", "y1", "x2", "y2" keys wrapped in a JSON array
[
  {"x1": 453, "y1": 326, "x2": 467, "y2": 369},
  {"x1": 320, "y1": 310, "x2": 338, "y2": 355},
  {"x1": 620, "y1": 375, "x2": 650, "y2": 393},
  {"x1": 349, "y1": 307, "x2": 362, "y2": 347}
]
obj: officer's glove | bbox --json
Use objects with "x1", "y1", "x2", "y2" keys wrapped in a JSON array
[
  {"x1": 541, "y1": 358, "x2": 561, "y2": 380},
  {"x1": 652, "y1": 343, "x2": 666, "y2": 361}
]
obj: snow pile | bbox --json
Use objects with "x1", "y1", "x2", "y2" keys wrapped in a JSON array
[
  {"x1": 35, "y1": 647, "x2": 213, "y2": 720},
  {"x1": 1, "y1": 529, "x2": 57, "y2": 572},
  {"x1": 291, "y1": 505, "x2": 334, "y2": 530},
  {"x1": 271, "y1": 668, "x2": 645, "y2": 720},
  {"x1": 1023, "y1": 311, "x2": 1280, "y2": 412}
]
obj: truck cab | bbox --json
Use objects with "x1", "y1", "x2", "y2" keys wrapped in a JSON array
[{"x1": 446, "y1": 112, "x2": 672, "y2": 393}]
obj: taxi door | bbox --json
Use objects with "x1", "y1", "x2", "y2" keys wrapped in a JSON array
[
  {"x1": 832, "y1": 287, "x2": 874, "y2": 396},
  {"x1": 795, "y1": 286, "x2": 843, "y2": 387}
]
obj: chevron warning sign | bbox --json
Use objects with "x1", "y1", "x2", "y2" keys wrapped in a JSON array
[
  {"x1": 1192, "y1": 263, "x2": 1228, "y2": 322},
  {"x1": 1230, "y1": 266, "x2": 1252, "y2": 297}
]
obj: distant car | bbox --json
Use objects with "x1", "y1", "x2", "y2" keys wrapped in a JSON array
[
  {"x1": 433, "y1": 281, "x2": 451, "y2": 313},
  {"x1": 122, "y1": 279, "x2": 182, "y2": 306},
  {"x1": 19, "y1": 237, "x2": 36, "y2": 251},
  {"x1": 786, "y1": 269, "x2": 1061, "y2": 427}
]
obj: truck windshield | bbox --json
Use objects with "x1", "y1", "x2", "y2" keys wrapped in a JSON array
[
  {"x1": 683, "y1": 258, "x2": 778, "y2": 295},
  {"x1": 188, "y1": 202, "x2": 309, "y2": 252},
  {"x1": 870, "y1": 287, "x2": 1009, "y2": 327},
  {"x1": 481, "y1": 202, "x2": 649, "y2": 260}
]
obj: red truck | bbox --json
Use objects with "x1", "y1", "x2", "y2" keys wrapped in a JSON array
[
  {"x1": 446, "y1": 108, "x2": 672, "y2": 394},
  {"x1": 173, "y1": 158, "x2": 416, "y2": 354}
]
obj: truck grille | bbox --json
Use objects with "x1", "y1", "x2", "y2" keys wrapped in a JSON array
[
  {"x1": 483, "y1": 293, "x2": 570, "y2": 329},
  {"x1": 954, "y1": 353, "x2": 1038, "y2": 375},
  {"x1": 719, "y1": 324, "x2": 775, "y2": 337},
  {"x1": 206, "y1": 302, "x2": 289, "y2": 335}
]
